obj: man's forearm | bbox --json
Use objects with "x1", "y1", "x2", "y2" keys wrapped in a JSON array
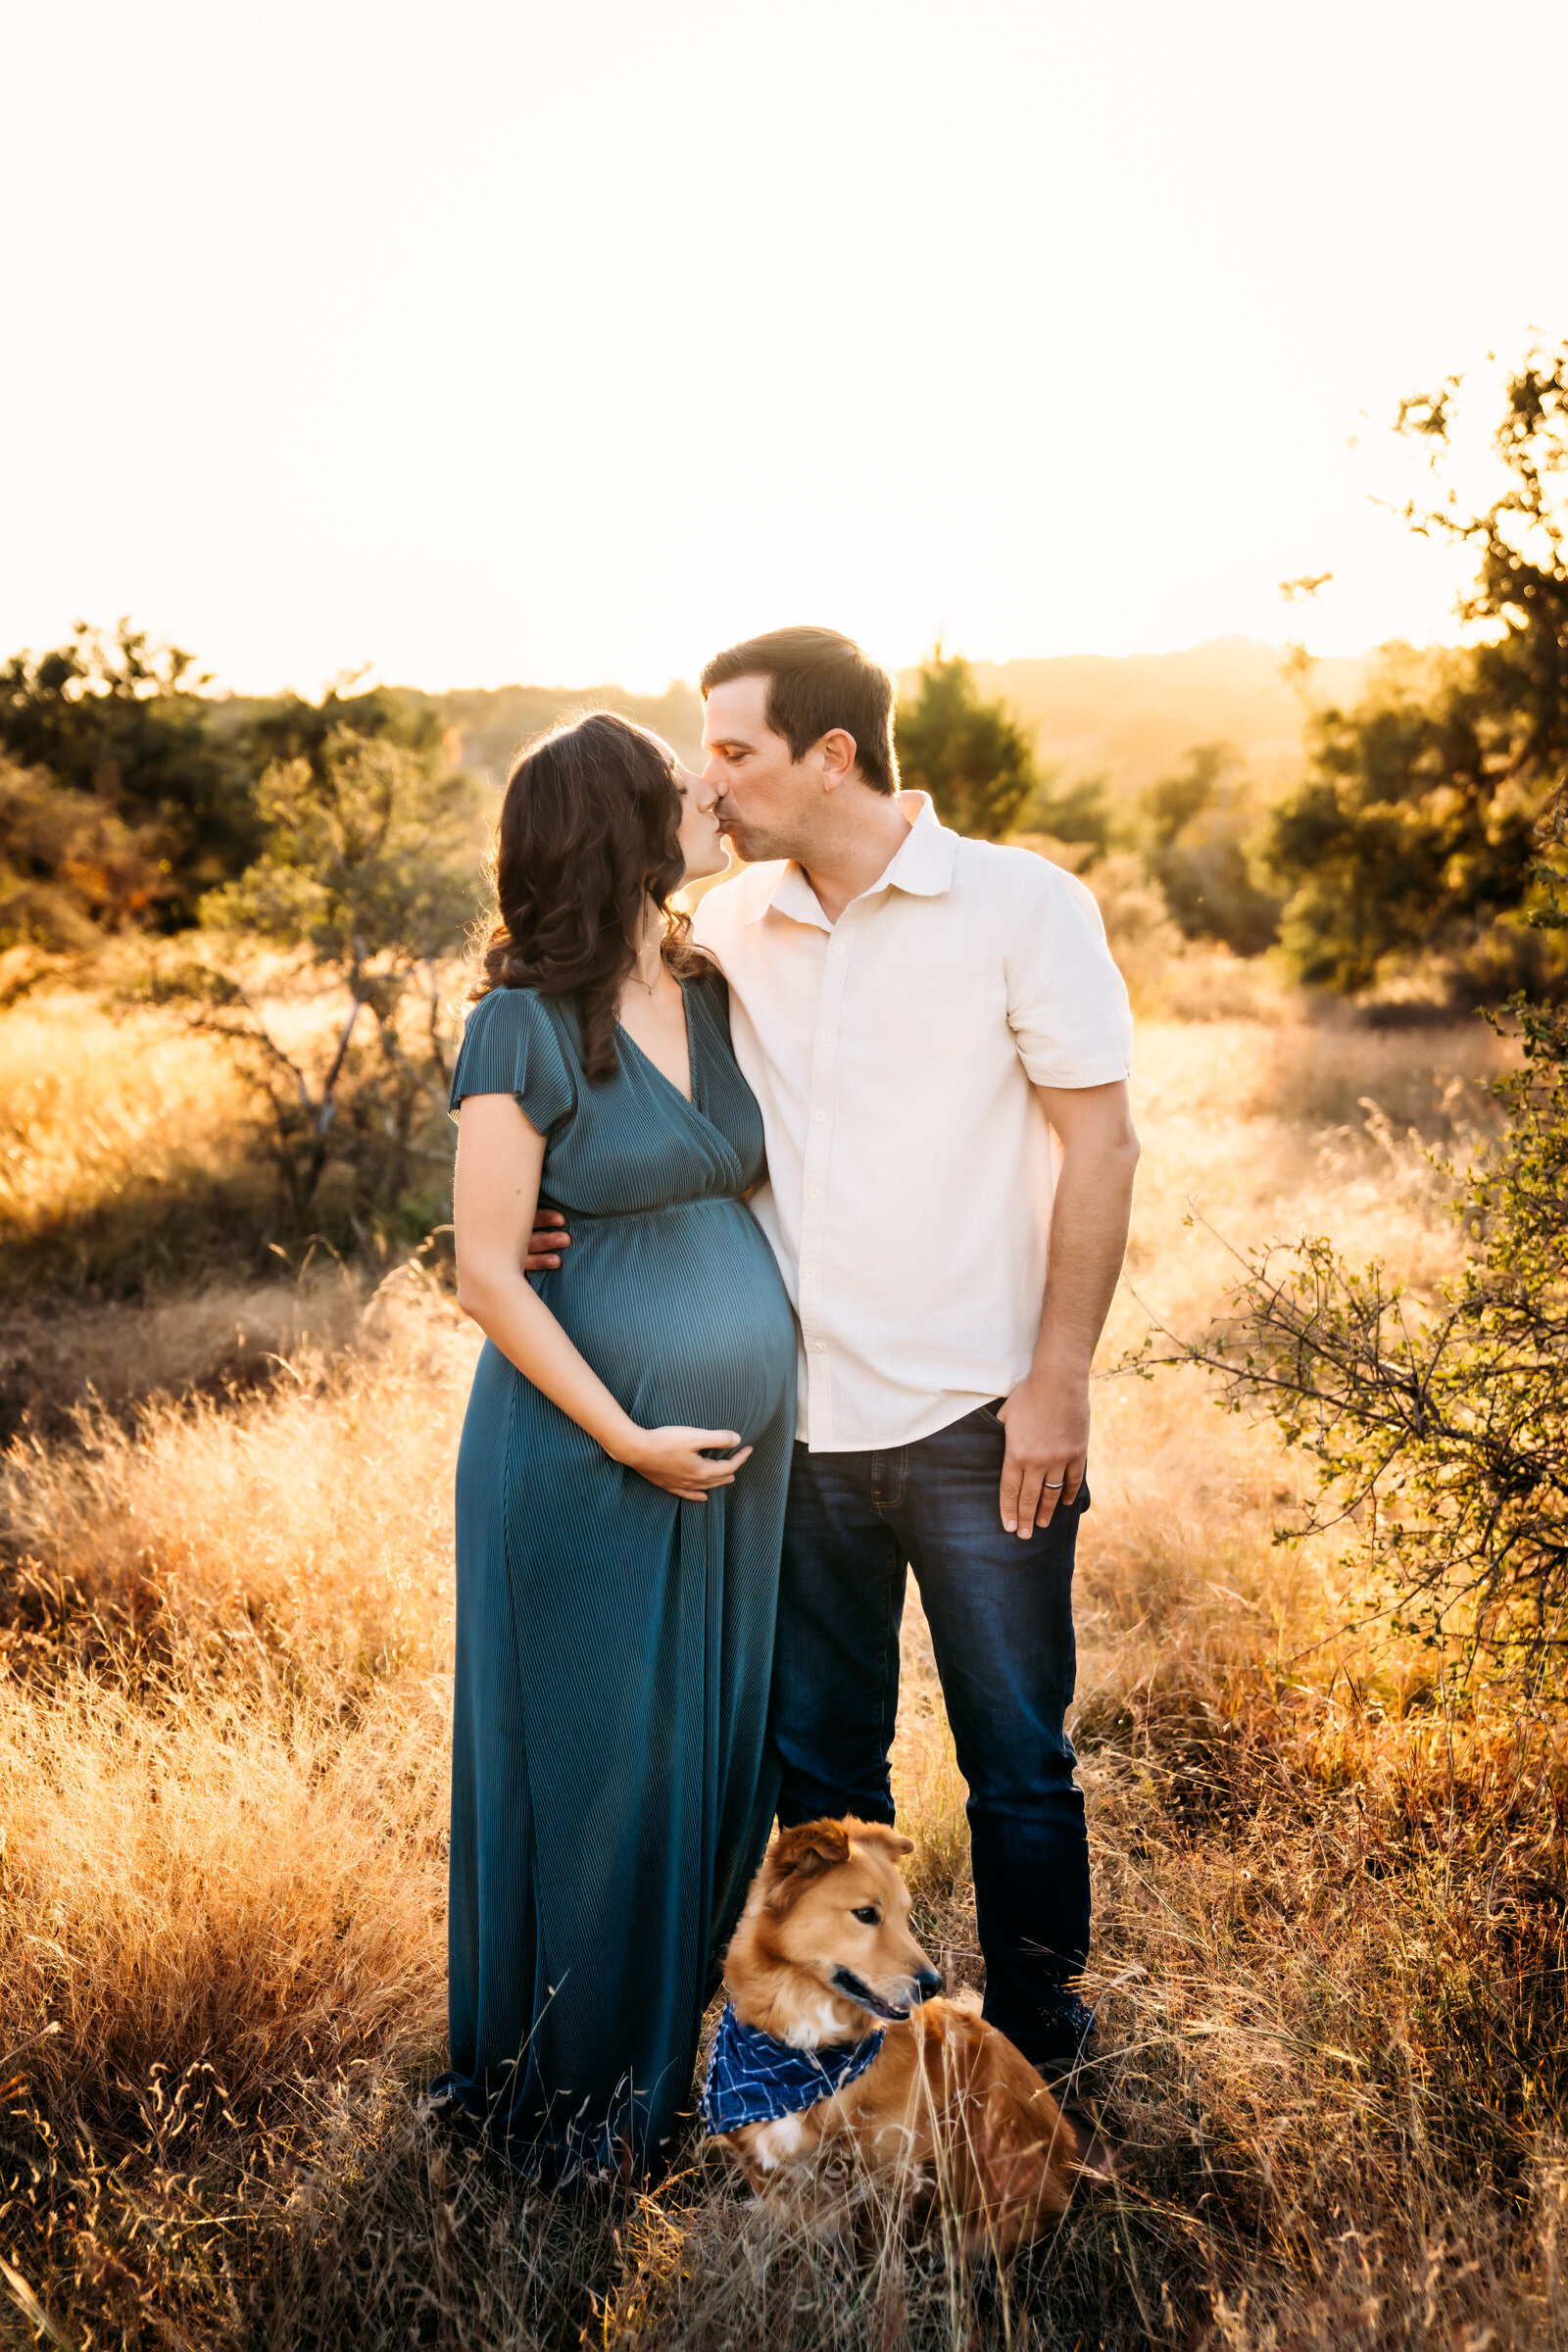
[
  {"x1": 995, "y1": 1085, "x2": 1139, "y2": 1539},
  {"x1": 1028, "y1": 1133, "x2": 1139, "y2": 1379}
]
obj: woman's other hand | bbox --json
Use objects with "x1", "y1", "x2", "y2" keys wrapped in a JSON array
[{"x1": 619, "y1": 1428, "x2": 753, "y2": 1502}]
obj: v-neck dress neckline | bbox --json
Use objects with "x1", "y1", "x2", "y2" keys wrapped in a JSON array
[{"x1": 617, "y1": 977, "x2": 695, "y2": 1105}]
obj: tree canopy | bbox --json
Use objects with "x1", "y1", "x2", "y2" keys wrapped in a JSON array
[
  {"x1": 0, "y1": 621, "x2": 260, "y2": 927},
  {"x1": 894, "y1": 650, "x2": 1039, "y2": 841},
  {"x1": 1141, "y1": 743, "x2": 1282, "y2": 956},
  {"x1": 1267, "y1": 345, "x2": 1568, "y2": 1003},
  {"x1": 153, "y1": 726, "x2": 488, "y2": 1226}
]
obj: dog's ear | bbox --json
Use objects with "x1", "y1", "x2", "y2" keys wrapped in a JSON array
[
  {"x1": 764, "y1": 1819, "x2": 851, "y2": 1912},
  {"x1": 845, "y1": 1819, "x2": 915, "y2": 1862}
]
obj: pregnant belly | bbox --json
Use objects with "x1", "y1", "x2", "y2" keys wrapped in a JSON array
[{"x1": 539, "y1": 1199, "x2": 796, "y2": 1441}]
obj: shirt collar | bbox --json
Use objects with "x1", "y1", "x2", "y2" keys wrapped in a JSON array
[{"x1": 746, "y1": 791, "x2": 957, "y2": 930}]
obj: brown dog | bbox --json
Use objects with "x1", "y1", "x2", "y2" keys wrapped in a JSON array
[{"x1": 703, "y1": 1817, "x2": 1089, "y2": 2255}]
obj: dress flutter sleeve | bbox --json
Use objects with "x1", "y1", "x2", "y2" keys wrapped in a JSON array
[{"x1": 448, "y1": 988, "x2": 577, "y2": 1136}]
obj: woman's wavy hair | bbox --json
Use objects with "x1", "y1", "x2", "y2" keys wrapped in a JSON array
[{"x1": 472, "y1": 710, "x2": 705, "y2": 1082}]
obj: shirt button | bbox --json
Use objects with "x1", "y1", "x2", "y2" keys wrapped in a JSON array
[
  {"x1": 806, "y1": 1267, "x2": 817, "y2": 1278},
  {"x1": 808, "y1": 1186, "x2": 821, "y2": 1198},
  {"x1": 814, "y1": 1110, "x2": 826, "y2": 1122},
  {"x1": 833, "y1": 942, "x2": 847, "y2": 956}
]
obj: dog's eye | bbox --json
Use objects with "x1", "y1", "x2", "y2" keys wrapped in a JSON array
[{"x1": 851, "y1": 1905, "x2": 880, "y2": 1926}]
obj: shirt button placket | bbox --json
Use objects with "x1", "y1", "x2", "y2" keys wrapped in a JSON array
[{"x1": 802, "y1": 912, "x2": 852, "y2": 1446}]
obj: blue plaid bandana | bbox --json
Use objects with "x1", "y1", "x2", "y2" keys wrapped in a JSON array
[{"x1": 699, "y1": 2000, "x2": 885, "y2": 2133}]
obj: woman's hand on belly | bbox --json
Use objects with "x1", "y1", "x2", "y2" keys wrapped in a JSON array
[{"x1": 620, "y1": 1426, "x2": 753, "y2": 1502}]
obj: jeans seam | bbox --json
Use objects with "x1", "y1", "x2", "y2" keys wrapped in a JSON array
[
  {"x1": 873, "y1": 1535, "x2": 898, "y2": 1798},
  {"x1": 865, "y1": 1456, "x2": 902, "y2": 1804}
]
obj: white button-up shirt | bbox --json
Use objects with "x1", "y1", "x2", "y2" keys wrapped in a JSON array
[{"x1": 692, "y1": 793, "x2": 1133, "y2": 1451}]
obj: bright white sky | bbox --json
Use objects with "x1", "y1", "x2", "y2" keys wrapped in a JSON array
[{"x1": 3, "y1": 1, "x2": 1562, "y2": 697}]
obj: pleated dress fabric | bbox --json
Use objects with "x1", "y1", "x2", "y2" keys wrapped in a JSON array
[{"x1": 436, "y1": 973, "x2": 797, "y2": 2181}]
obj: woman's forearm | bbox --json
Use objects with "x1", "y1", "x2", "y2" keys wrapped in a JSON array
[{"x1": 458, "y1": 1264, "x2": 646, "y2": 1464}]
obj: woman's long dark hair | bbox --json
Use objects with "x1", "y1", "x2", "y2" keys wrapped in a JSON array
[{"x1": 473, "y1": 710, "x2": 705, "y2": 1081}]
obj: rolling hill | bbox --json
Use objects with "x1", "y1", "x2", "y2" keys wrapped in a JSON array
[{"x1": 402, "y1": 637, "x2": 1377, "y2": 801}]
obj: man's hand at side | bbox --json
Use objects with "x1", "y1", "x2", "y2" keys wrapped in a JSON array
[
  {"x1": 525, "y1": 1207, "x2": 571, "y2": 1271},
  {"x1": 997, "y1": 1363, "x2": 1091, "y2": 1539},
  {"x1": 1000, "y1": 1079, "x2": 1140, "y2": 1540}
]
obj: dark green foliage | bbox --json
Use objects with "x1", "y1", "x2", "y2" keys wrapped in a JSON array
[
  {"x1": 236, "y1": 678, "x2": 452, "y2": 783},
  {"x1": 1267, "y1": 345, "x2": 1568, "y2": 1003},
  {"x1": 0, "y1": 756, "x2": 169, "y2": 947},
  {"x1": 894, "y1": 649, "x2": 1039, "y2": 840},
  {"x1": 1015, "y1": 770, "x2": 1116, "y2": 862},
  {"x1": 1148, "y1": 790, "x2": 1568, "y2": 1669},
  {"x1": 0, "y1": 621, "x2": 261, "y2": 925},
  {"x1": 1140, "y1": 743, "x2": 1283, "y2": 955}
]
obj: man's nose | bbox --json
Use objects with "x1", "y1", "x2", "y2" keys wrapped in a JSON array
[{"x1": 699, "y1": 753, "x2": 724, "y2": 796}]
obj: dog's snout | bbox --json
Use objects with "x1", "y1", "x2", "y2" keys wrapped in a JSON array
[{"x1": 914, "y1": 1968, "x2": 942, "y2": 2004}]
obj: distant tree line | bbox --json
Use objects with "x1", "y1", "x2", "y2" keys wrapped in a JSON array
[
  {"x1": 7, "y1": 338, "x2": 1564, "y2": 1015},
  {"x1": 0, "y1": 621, "x2": 475, "y2": 950},
  {"x1": 896, "y1": 343, "x2": 1568, "y2": 1006}
]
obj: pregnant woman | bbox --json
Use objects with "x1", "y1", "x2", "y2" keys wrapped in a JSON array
[{"x1": 434, "y1": 712, "x2": 797, "y2": 2181}]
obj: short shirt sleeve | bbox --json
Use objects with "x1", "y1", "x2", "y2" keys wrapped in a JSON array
[
  {"x1": 448, "y1": 987, "x2": 577, "y2": 1135},
  {"x1": 1004, "y1": 854, "x2": 1133, "y2": 1089}
]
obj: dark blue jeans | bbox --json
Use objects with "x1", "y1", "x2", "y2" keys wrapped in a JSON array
[{"x1": 771, "y1": 1401, "x2": 1091, "y2": 2072}]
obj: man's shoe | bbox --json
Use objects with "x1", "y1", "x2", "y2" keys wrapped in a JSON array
[{"x1": 1025, "y1": 1991, "x2": 1098, "y2": 2090}]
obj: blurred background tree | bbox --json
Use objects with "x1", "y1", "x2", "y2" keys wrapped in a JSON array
[
  {"x1": 894, "y1": 647, "x2": 1041, "y2": 840},
  {"x1": 237, "y1": 675, "x2": 457, "y2": 783},
  {"x1": 0, "y1": 621, "x2": 261, "y2": 927},
  {"x1": 1140, "y1": 742, "x2": 1283, "y2": 956},
  {"x1": 1266, "y1": 343, "x2": 1568, "y2": 1005},
  {"x1": 1016, "y1": 769, "x2": 1115, "y2": 864},
  {"x1": 895, "y1": 644, "x2": 1117, "y2": 858},
  {"x1": 148, "y1": 726, "x2": 487, "y2": 1231},
  {"x1": 0, "y1": 756, "x2": 171, "y2": 948}
]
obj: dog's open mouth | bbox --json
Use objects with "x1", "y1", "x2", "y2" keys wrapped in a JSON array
[{"x1": 831, "y1": 1966, "x2": 914, "y2": 2022}]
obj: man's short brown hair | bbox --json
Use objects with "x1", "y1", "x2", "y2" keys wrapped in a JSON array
[{"x1": 700, "y1": 626, "x2": 899, "y2": 797}]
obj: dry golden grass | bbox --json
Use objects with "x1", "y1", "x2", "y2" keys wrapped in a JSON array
[
  {"x1": 0, "y1": 994, "x2": 1562, "y2": 2349},
  {"x1": 0, "y1": 984, "x2": 270, "y2": 1298}
]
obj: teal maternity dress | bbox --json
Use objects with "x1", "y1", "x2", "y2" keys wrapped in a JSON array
[{"x1": 435, "y1": 974, "x2": 797, "y2": 2181}]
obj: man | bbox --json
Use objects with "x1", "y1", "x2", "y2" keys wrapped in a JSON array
[{"x1": 539, "y1": 627, "x2": 1137, "y2": 2082}]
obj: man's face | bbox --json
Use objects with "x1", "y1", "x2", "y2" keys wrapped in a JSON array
[{"x1": 701, "y1": 674, "x2": 820, "y2": 864}]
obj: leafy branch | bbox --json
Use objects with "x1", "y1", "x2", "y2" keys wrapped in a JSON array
[{"x1": 1135, "y1": 789, "x2": 1568, "y2": 1671}]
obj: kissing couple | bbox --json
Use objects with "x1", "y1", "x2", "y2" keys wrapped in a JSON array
[{"x1": 433, "y1": 625, "x2": 1138, "y2": 2181}]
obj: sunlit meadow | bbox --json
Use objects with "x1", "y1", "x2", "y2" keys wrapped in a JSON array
[{"x1": 1, "y1": 970, "x2": 1564, "y2": 2350}]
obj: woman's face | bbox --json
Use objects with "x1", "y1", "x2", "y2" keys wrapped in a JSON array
[{"x1": 674, "y1": 759, "x2": 730, "y2": 884}]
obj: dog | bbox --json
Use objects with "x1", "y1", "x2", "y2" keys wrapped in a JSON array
[{"x1": 702, "y1": 1817, "x2": 1093, "y2": 2255}]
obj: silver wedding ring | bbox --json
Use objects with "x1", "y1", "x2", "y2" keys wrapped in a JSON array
[{"x1": 1044, "y1": 1477, "x2": 1065, "y2": 1489}]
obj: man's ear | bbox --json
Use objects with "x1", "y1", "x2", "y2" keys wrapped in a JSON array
[
  {"x1": 816, "y1": 727, "x2": 859, "y2": 795},
  {"x1": 763, "y1": 1819, "x2": 851, "y2": 1912}
]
